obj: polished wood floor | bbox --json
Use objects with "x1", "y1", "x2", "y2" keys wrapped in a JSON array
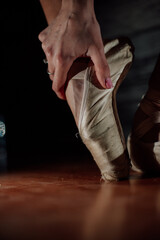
[{"x1": 0, "y1": 157, "x2": 160, "y2": 240}]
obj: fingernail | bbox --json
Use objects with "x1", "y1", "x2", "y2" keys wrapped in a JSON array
[{"x1": 105, "y1": 77, "x2": 113, "y2": 89}]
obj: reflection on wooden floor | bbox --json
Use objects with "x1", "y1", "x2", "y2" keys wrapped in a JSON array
[{"x1": 0, "y1": 159, "x2": 160, "y2": 240}]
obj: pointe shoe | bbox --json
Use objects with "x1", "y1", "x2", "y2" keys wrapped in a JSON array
[
  {"x1": 66, "y1": 38, "x2": 134, "y2": 181},
  {"x1": 127, "y1": 88, "x2": 160, "y2": 174}
]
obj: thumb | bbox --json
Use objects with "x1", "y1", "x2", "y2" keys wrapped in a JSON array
[{"x1": 88, "y1": 46, "x2": 113, "y2": 89}]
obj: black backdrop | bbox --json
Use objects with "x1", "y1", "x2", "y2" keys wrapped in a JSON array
[{"x1": 1, "y1": 1, "x2": 81, "y2": 165}]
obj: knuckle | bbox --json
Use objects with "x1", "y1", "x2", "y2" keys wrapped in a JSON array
[
  {"x1": 38, "y1": 32, "x2": 43, "y2": 41},
  {"x1": 55, "y1": 54, "x2": 64, "y2": 66},
  {"x1": 46, "y1": 47, "x2": 53, "y2": 56},
  {"x1": 42, "y1": 45, "x2": 53, "y2": 57},
  {"x1": 38, "y1": 30, "x2": 46, "y2": 41}
]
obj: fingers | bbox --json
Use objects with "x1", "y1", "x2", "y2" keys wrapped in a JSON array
[
  {"x1": 46, "y1": 55, "x2": 55, "y2": 81},
  {"x1": 88, "y1": 46, "x2": 113, "y2": 89},
  {"x1": 52, "y1": 56, "x2": 73, "y2": 100},
  {"x1": 38, "y1": 29, "x2": 73, "y2": 100},
  {"x1": 42, "y1": 48, "x2": 55, "y2": 82},
  {"x1": 38, "y1": 28, "x2": 48, "y2": 42},
  {"x1": 39, "y1": 35, "x2": 55, "y2": 81}
]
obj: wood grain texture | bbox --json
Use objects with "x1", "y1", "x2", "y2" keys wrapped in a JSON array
[{"x1": 0, "y1": 162, "x2": 160, "y2": 240}]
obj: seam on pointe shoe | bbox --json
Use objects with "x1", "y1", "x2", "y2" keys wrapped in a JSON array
[
  {"x1": 78, "y1": 68, "x2": 88, "y2": 130},
  {"x1": 110, "y1": 59, "x2": 133, "y2": 150},
  {"x1": 78, "y1": 67, "x2": 93, "y2": 132}
]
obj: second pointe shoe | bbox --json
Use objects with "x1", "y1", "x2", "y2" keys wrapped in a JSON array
[
  {"x1": 66, "y1": 38, "x2": 134, "y2": 181},
  {"x1": 128, "y1": 54, "x2": 160, "y2": 175},
  {"x1": 128, "y1": 90, "x2": 160, "y2": 175}
]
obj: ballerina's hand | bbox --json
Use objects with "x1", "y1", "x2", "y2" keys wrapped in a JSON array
[{"x1": 38, "y1": 8, "x2": 112, "y2": 100}]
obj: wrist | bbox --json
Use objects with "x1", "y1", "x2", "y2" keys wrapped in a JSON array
[{"x1": 61, "y1": 0, "x2": 95, "y2": 17}]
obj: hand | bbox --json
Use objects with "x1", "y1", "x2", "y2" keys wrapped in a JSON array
[{"x1": 38, "y1": 7, "x2": 111, "y2": 100}]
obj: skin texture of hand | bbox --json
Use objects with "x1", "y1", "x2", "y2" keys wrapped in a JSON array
[{"x1": 39, "y1": 7, "x2": 111, "y2": 100}]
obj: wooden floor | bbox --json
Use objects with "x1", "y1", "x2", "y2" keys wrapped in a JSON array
[{"x1": 0, "y1": 159, "x2": 160, "y2": 240}]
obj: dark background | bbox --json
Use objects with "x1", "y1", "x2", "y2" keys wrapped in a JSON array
[{"x1": 0, "y1": 0, "x2": 160, "y2": 167}]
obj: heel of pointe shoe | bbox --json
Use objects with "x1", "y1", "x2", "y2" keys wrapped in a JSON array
[{"x1": 127, "y1": 134, "x2": 160, "y2": 174}]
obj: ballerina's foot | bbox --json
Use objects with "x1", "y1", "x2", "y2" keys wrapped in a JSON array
[
  {"x1": 128, "y1": 54, "x2": 160, "y2": 175},
  {"x1": 66, "y1": 38, "x2": 134, "y2": 181}
]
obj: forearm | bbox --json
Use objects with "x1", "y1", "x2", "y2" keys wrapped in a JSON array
[
  {"x1": 40, "y1": 0, "x2": 95, "y2": 24},
  {"x1": 40, "y1": 0, "x2": 62, "y2": 24},
  {"x1": 61, "y1": 0, "x2": 94, "y2": 12}
]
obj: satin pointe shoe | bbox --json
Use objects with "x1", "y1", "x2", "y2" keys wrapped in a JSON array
[
  {"x1": 128, "y1": 89, "x2": 160, "y2": 175},
  {"x1": 66, "y1": 38, "x2": 134, "y2": 181},
  {"x1": 128, "y1": 53, "x2": 160, "y2": 175}
]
